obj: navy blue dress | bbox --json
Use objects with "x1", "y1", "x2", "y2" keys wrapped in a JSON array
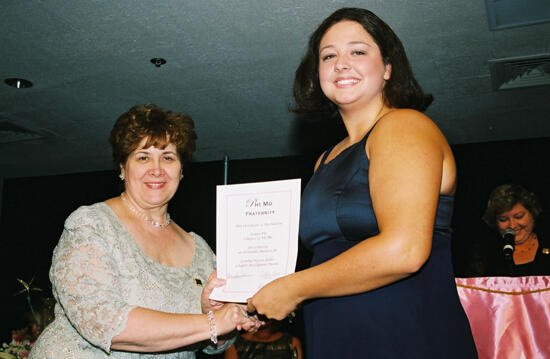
[{"x1": 299, "y1": 132, "x2": 477, "y2": 359}]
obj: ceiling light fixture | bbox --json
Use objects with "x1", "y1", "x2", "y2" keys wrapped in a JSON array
[
  {"x1": 4, "y1": 78, "x2": 33, "y2": 88},
  {"x1": 150, "y1": 58, "x2": 167, "y2": 68}
]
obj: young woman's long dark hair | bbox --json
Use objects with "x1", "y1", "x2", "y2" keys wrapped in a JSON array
[{"x1": 292, "y1": 7, "x2": 433, "y2": 119}]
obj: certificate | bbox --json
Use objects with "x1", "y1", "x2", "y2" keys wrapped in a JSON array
[{"x1": 209, "y1": 178, "x2": 301, "y2": 303}]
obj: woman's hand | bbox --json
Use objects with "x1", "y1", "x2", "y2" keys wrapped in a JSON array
[
  {"x1": 201, "y1": 270, "x2": 225, "y2": 313},
  {"x1": 214, "y1": 303, "x2": 263, "y2": 335},
  {"x1": 246, "y1": 276, "x2": 300, "y2": 320}
]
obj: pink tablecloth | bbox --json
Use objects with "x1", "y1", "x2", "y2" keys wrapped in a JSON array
[{"x1": 456, "y1": 276, "x2": 550, "y2": 359}]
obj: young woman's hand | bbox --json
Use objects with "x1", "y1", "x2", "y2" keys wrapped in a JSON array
[{"x1": 247, "y1": 276, "x2": 300, "y2": 320}]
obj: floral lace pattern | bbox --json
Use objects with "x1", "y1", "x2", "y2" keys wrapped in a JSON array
[{"x1": 29, "y1": 203, "x2": 218, "y2": 359}]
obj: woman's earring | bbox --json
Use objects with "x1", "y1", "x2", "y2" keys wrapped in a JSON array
[
  {"x1": 119, "y1": 171, "x2": 125, "y2": 181},
  {"x1": 180, "y1": 173, "x2": 184, "y2": 180}
]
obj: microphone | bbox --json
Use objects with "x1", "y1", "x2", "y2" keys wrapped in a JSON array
[{"x1": 501, "y1": 228, "x2": 516, "y2": 259}]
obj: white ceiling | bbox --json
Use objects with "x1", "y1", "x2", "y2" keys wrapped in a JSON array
[{"x1": 1, "y1": 0, "x2": 550, "y2": 179}]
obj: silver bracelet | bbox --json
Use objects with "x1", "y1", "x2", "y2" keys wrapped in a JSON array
[{"x1": 207, "y1": 310, "x2": 218, "y2": 344}]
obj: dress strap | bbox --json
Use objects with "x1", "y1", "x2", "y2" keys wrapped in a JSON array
[
  {"x1": 363, "y1": 109, "x2": 396, "y2": 143},
  {"x1": 363, "y1": 115, "x2": 383, "y2": 142},
  {"x1": 320, "y1": 110, "x2": 391, "y2": 168},
  {"x1": 318, "y1": 145, "x2": 335, "y2": 168}
]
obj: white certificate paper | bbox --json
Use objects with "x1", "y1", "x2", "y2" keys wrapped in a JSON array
[{"x1": 210, "y1": 178, "x2": 301, "y2": 303}]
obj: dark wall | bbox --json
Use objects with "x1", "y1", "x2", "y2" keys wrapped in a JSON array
[
  {"x1": 1, "y1": 137, "x2": 550, "y2": 342},
  {"x1": 0, "y1": 177, "x2": 4, "y2": 219},
  {"x1": 0, "y1": 169, "x2": 121, "y2": 341}
]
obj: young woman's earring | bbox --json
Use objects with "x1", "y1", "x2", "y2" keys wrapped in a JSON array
[
  {"x1": 119, "y1": 171, "x2": 125, "y2": 181},
  {"x1": 180, "y1": 173, "x2": 184, "y2": 180}
]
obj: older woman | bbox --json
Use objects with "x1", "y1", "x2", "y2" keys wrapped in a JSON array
[
  {"x1": 480, "y1": 184, "x2": 550, "y2": 276},
  {"x1": 30, "y1": 104, "x2": 260, "y2": 359}
]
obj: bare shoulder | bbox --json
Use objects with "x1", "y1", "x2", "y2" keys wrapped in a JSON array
[
  {"x1": 376, "y1": 109, "x2": 440, "y2": 134},
  {"x1": 368, "y1": 109, "x2": 447, "y2": 152},
  {"x1": 368, "y1": 108, "x2": 456, "y2": 194}
]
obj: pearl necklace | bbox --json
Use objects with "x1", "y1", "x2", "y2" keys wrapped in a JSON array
[{"x1": 120, "y1": 192, "x2": 171, "y2": 229}]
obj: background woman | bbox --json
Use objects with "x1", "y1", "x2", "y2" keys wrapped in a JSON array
[
  {"x1": 247, "y1": 8, "x2": 477, "y2": 358},
  {"x1": 30, "y1": 104, "x2": 260, "y2": 359},
  {"x1": 479, "y1": 183, "x2": 550, "y2": 276}
]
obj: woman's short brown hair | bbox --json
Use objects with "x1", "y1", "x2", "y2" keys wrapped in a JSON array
[
  {"x1": 109, "y1": 104, "x2": 197, "y2": 166},
  {"x1": 482, "y1": 184, "x2": 542, "y2": 229}
]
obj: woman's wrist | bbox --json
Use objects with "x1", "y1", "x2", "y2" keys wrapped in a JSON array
[
  {"x1": 287, "y1": 271, "x2": 308, "y2": 304},
  {"x1": 206, "y1": 310, "x2": 218, "y2": 344}
]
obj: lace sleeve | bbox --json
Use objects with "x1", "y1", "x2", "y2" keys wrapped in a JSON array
[
  {"x1": 50, "y1": 207, "x2": 135, "y2": 353},
  {"x1": 202, "y1": 336, "x2": 236, "y2": 355}
]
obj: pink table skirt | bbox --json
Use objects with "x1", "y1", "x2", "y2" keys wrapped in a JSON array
[{"x1": 456, "y1": 276, "x2": 550, "y2": 359}]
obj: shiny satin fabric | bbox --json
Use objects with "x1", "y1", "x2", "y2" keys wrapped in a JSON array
[
  {"x1": 456, "y1": 276, "x2": 550, "y2": 359},
  {"x1": 299, "y1": 130, "x2": 477, "y2": 358}
]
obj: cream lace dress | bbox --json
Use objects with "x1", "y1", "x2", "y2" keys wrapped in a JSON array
[{"x1": 30, "y1": 202, "x2": 228, "y2": 359}]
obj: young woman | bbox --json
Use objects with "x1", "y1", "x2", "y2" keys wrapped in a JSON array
[{"x1": 248, "y1": 8, "x2": 477, "y2": 358}]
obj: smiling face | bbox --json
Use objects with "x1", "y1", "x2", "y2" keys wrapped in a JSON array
[
  {"x1": 122, "y1": 137, "x2": 182, "y2": 210},
  {"x1": 318, "y1": 20, "x2": 391, "y2": 111},
  {"x1": 496, "y1": 202, "x2": 535, "y2": 245}
]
